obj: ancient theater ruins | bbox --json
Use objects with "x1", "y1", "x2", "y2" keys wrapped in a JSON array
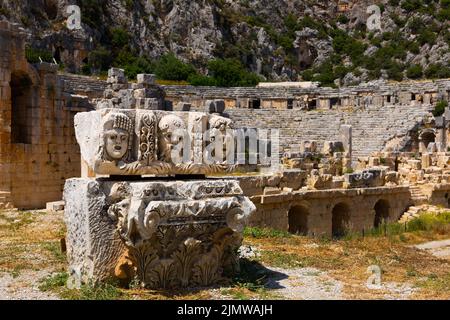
[{"x1": 1, "y1": 18, "x2": 450, "y2": 288}]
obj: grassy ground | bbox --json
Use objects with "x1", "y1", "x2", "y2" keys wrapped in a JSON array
[{"x1": 1, "y1": 209, "x2": 449, "y2": 300}]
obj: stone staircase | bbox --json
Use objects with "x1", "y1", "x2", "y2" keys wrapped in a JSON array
[
  {"x1": 58, "y1": 74, "x2": 107, "y2": 99},
  {"x1": 227, "y1": 103, "x2": 432, "y2": 161},
  {"x1": 409, "y1": 185, "x2": 428, "y2": 205},
  {"x1": 399, "y1": 204, "x2": 447, "y2": 223}
]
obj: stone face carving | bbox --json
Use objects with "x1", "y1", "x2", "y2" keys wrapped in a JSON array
[
  {"x1": 64, "y1": 178, "x2": 256, "y2": 289},
  {"x1": 102, "y1": 113, "x2": 133, "y2": 162},
  {"x1": 65, "y1": 70, "x2": 255, "y2": 290},
  {"x1": 75, "y1": 109, "x2": 235, "y2": 175}
]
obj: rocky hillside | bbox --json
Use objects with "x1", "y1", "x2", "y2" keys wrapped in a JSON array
[{"x1": 0, "y1": 0, "x2": 449, "y2": 86}]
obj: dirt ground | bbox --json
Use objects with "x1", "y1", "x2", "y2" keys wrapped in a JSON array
[{"x1": 0, "y1": 209, "x2": 449, "y2": 300}]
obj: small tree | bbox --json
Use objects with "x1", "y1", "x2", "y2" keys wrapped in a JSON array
[
  {"x1": 433, "y1": 100, "x2": 449, "y2": 117},
  {"x1": 406, "y1": 64, "x2": 423, "y2": 79},
  {"x1": 154, "y1": 53, "x2": 196, "y2": 81}
]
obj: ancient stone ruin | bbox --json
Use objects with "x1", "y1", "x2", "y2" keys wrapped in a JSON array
[
  {"x1": 2, "y1": 20, "x2": 450, "y2": 289},
  {"x1": 63, "y1": 69, "x2": 255, "y2": 288}
]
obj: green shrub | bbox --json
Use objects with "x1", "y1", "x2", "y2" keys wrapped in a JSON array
[
  {"x1": 301, "y1": 69, "x2": 314, "y2": 81},
  {"x1": 80, "y1": 0, "x2": 107, "y2": 28},
  {"x1": 417, "y1": 30, "x2": 437, "y2": 46},
  {"x1": 425, "y1": 63, "x2": 450, "y2": 78},
  {"x1": 207, "y1": 58, "x2": 261, "y2": 87},
  {"x1": 401, "y1": 0, "x2": 424, "y2": 12},
  {"x1": 433, "y1": 100, "x2": 448, "y2": 116},
  {"x1": 437, "y1": 8, "x2": 450, "y2": 21},
  {"x1": 407, "y1": 211, "x2": 450, "y2": 232},
  {"x1": 390, "y1": 13, "x2": 406, "y2": 27},
  {"x1": 406, "y1": 64, "x2": 423, "y2": 79},
  {"x1": 188, "y1": 74, "x2": 217, "y2": 86},
  {"x1": 337, "y1": 15, "x2": 349, "y2": 24},
  {"x1": 111, "y1": 27, "x2": 130, "y2": 48},
  {"x1": 25, "y1": 46, "x2": 53, "y2": 64},
  {"x1": 408, "y1": 17, "x2": 425, "y2": 34},
  {"x1": 407, "y1": 41, "x2": 420, "y2": 54},
  {"x1": 387, "y1": 63, "x2": 404, "y2": 81},
  {"x1": 154, "y1": 53, "x2": 196, "y2": 81},
  {"x1": 39, "y1": 272, "x2": 68, "y2": 292},
  {"x1": 88, "y1": 47, "x2": 112, "y2": 71},
  {"x1": 243, "y1": 227, "x2": 292, "y2": 238}
]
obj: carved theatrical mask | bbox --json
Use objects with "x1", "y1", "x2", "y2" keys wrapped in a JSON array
[
  {"x1": 105, "y1": 129, "x2": 129, "y2": 160},
  {"x1": 102, "y1": 113, "x2": 133, "y2": 162},
  {"x1": 158, "y1": 114, "x2": 186, "y2": 163}
]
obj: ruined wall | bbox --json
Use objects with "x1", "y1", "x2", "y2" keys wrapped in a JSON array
[
  {"x1": 164, "y1": 81, "x2": 450, "y2": 160},
  {"x1": 226, "y1": 104, "x2": 432, "y2": 160},
  {"x1": 0, "y1": 22, "x2": 92, "y2": 209},
  {"x1": 247, "y1": 186, "x2": 411, "y2": 237}
]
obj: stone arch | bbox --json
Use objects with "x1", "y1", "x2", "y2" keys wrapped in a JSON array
[
  {"x1": 374, "y1": 199, "x2": 390, "y2": 228},
  {"x1": 332, "y1": 202, "x2": 351, "y2": 238},
  {"x1": 288, "y1": 204, "x2": 309, "y2": 235},
  {"x1": 419, "y1": 129, "x2": 436, "y2": 152},
  {"x1": 10, "y1": 71, "x2": 34, "y2": 144}
]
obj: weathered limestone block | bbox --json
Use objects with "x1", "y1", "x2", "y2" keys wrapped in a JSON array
[
  {"x1": 279, "y1": 169, "x2": 307, "y2": 190},
  {"x1": 107, "y1": 68, "x2": 127, "y2": 85},
  {"x1": 307, "y1": 169, "x2": 333, "y2": 189},
  {"x1": 64, "y1": 178, "x2": 256, "y2": 289},
  {"x1": 384, "y1": 171, "x2": 400, "y2": 186},
  {"x1": 343, "y1": 168, "x2": 385, "y2": 188},
  {"x1": 322, "y1": 141, "x2": 344, "y2": 155},
  {"x1": 137, "y1": 74, "x2": 156, "y2": 85},
  {"x1": 74, "y1": 109, "x2": 235, "y2": 175},
  {"x1": 408, "y1": 159, "x2": 422, "y2": 170},
  {"x1": 64, "y1": 179, "x2": 126, "y2": 287},
  {"x1": 205, "y1": 99, "x2": 226, "y2": 114}
]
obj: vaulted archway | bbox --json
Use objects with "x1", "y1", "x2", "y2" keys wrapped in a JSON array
[
  {"x1": 288, "y1": 205, "x2": 309, "y2": 235},
  {"x1": 332, "y1": 202, "x2": 350, "y2": 238},
  {"x1": 374, "y1": 199, "x2": 390, "y2": 228}
]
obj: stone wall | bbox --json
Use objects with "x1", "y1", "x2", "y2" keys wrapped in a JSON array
[
  {"x1": 163, "y1": 81, "x2": 450, "y2": 161},
  {"x1": 226, "y1": 104, "x2": 432, "y2": 160},
  {"x1": 226, "y1": 171, "x2": 410, "y2": 236},
  {"x1": 0, "y1": 22, "x2": 92, "y2": 209},
  {"x1": 164, "y1": 80, "x2": 450, "y2": 108}
]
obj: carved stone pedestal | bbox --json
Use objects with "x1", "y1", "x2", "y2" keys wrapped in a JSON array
[{"x1": 63, "y1": 178, "x2": 255, "y2": 289}]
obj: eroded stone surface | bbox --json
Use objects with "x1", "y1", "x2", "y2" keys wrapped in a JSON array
[
  {"x1": 75, "y1": 109, "x2": 234, "y2": 175},
  {"x1": 64, "y1": 178, "x2": 255, "y2": 288}
]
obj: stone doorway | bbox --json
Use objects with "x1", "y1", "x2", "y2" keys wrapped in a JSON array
[
  {"x1": 374, "y1": 199, "x2": 390, "y2": 228},
  {"x1": 419, "y1": 130, "x2": 436, "y2": 152},
  {"x1": 288, "y1": 205, "x2": 309, "y2": 235},
  {"x1": 332, "y1": 202, "x2": 350, "y2": 238},
  {"x1": 10, "y1": 71, "x2": 33, "y2": 144}
]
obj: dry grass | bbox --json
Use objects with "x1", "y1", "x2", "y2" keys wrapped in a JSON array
[
  {"x1": 244, "y1": 228, "x2": 450, "y2": 299},
  {"x1": 0, "y1": 209, "x2": 66, "y2": 277},
  {"x1": 1, "y1": 208, "x2": 450, "y2": 299}
]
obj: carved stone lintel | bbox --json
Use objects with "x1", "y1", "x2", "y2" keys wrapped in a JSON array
[{"x1": 75, "y1": 109, "x2": 236, "y2": 176}]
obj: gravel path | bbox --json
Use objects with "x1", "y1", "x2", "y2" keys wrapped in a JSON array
[
  {"x1": 264, "y1": 267, "x2": 343, "y2": 300},
  {"x1": 414, "y1": 239, "x2": 450, "y2": 259},
  {"x1": 0, "y1": 270, "x2": 60, "y2": 300}
]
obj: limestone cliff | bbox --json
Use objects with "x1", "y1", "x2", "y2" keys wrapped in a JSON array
[{"x1": 0, "y1": 0, "x2": 449, "y2": 84}]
